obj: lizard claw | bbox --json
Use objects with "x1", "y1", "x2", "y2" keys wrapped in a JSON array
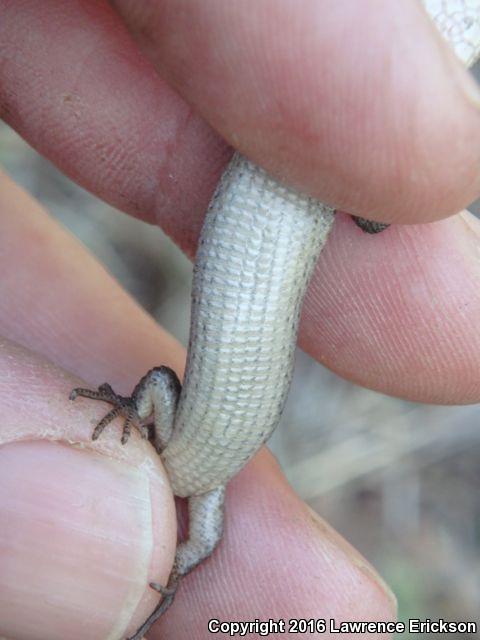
[
  {"x1": 150, "y1": 567, "x2": 180, "y2": 597},
  {"x1": 149, "y1": 581, "x2": 177, "y2": 597}
]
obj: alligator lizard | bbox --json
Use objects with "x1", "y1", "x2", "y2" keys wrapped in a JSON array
[{"x1": 70, "y1": 2, "x2": 480, "y2": 638}]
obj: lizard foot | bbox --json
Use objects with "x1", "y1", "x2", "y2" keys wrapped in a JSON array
[
  {"x1": 351, "y1": 216, "x2": 390, "y2": 234},
  {"x1": 69, "y1": 384, "x2": 149, "y2": 444},
  {"x1": 126, "y1": 572, "x2": 180, "y2": 640}
]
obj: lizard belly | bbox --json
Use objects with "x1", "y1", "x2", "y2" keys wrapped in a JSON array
[{"x1": 162, "y1": 154, "x2": 334, "y2": 497}]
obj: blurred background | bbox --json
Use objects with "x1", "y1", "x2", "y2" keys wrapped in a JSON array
[{"x1": 1, "y1": 59, "x2": 480, "y2": 639}]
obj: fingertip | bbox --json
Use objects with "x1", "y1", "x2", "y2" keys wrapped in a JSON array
[
  {"x1": 301, "y1": 211, "x2": 480, "y2": 403},
  {"x1": 245, "y1": 451, "x2": 398, "y2": 621},
  {"x1": 0, "y1": 341, "x2": 177, "y2": 640}
]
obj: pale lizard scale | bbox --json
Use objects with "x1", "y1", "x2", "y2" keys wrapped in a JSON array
[
  {"x1": 69, "y1": 2, "x2": 480, "y2": 638},
  {"x1": 163, "y1": 159, "x2": 334, "y2": 496}
]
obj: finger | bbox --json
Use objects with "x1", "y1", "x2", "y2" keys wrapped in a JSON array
[
  {"x1": 150, "y1": 450, "x2": 396, "y2": 640},
  {"x1": 0, "y1": 0, "x2": 230, "y2": 251},
  {"x1": 0, "y1": 340, "x2": 177, "y2": 640},
  {"x1": 2, "y1": 170, "x2": 480, "y2": 403},
  {"x1": 1, "y1": 1, "x2": 479, "y2": 243},
  {"x1": 303, "y1": 212, "x2": 480, "y2": 403},
  {"x1": 106, "y1": 0, "x2": 480, "y2": 224}
]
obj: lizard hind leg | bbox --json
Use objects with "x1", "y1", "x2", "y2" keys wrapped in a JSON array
[
  {"x1": 127, "y1": 485, "x2": 226, "y2": 640},
  {"x1": 69, "y1": 365, "x2": 181, "y2": 449},
  {"x1": 174, "y1": 484, "x2": 226, "y2": 576}
]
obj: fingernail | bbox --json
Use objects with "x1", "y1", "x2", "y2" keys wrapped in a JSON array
[
  {"x1": 350, "y1": 551, "x2": 398, "y2": 611},
  {"x1": 458, "y1": 210, "x2": 480, "y2": 260},
  {"x1": 0, "y1": 440, "x2": 176, "y2": 640},
  {"x1": 430, "y1": 17, "x2": 480, "y2": 109}
]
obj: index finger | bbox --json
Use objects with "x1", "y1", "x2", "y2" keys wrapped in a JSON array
[{"x1": 1, "y1": 0, "x2": 479, "y2": 240}]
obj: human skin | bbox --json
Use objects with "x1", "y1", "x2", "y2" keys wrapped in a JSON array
[{"x1": 1, "y1": 0, "x2": 480, "y2": 637}]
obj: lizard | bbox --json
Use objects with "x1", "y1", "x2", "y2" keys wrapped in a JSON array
[{"x1": 69, "y1": 2, "x2": 480, "y2": 638}]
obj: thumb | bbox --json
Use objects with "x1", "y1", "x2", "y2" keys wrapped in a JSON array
[{"x1": 0, "y1": 339, "x2": 176, "y2": 640}]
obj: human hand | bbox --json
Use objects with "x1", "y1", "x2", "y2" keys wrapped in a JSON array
[{"x1": 1, "y1": 0, "x2": 480, "y2": 638}]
